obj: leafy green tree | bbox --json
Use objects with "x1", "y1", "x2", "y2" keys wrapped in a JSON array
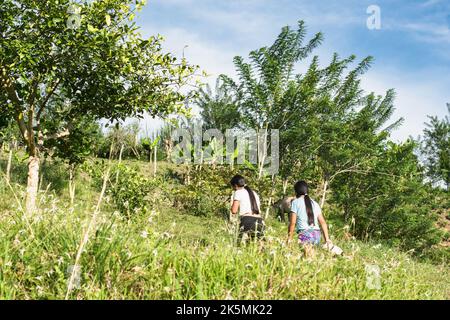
[
  {"x1": 332, "y1": 141, "x2": 443, "y2": 252},
  {"x1": 420, "y1": 104, "x2": 450, "y2": 190},
  {"x1": 197, "y1": 78, "x2": 241, "y2": 131},
  {"x1": 313, "y1": 88, "x2": 402, "y2": 207},
  {"x1": 214, "y1": 20, "x2": 442, "y2": 254},
  {"x1": 0, "y1": 118, "x2": 20, "y2": 183},
  {"x1": 44, "y1": 115, "x2": 102, "y2": 203},
  {"x1": 220, "y1": 20, "x2": 401, "y2": 192},
  {"x1": 0, "y1": 0, "x2": 198, "y2": 214},
  {"x1": 99, "y1": 122, "x2": 141, "y2": 160},
  {"x1": 220, "y1": 20, "x2": 323, "y2": 177}
]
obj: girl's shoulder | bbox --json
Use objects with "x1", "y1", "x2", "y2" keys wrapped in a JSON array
[
  {"x1": 291, "y1": 197, "x2": 304, "y2": 207},
  {"x1": 292, "y1": 197, "x2": 319, "y2": 206},
  {"x1": 233, "y1": 189, "x2": 247, "y2": 200}
]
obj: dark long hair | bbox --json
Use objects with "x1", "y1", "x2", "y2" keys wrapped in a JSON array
[
  {"x1": 294, "y1": 181, "x2": 314, "y2": 226},
  {"x1": 230, "y1": 175, "x2": 260, "y2": 215}
]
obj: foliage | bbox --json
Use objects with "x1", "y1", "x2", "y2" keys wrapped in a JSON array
[
  {"x1": 81, "y1": 160, "x2": 155, "y2": 215},
  {"x1": 332, "y1": 141, "x2": 444, "y2": 253},
  {"x1": 44, "y1": 116, "x2": 103, "y2": 165},
  {"x1": 220, "y1": 20, "x2": 323, "y2": 131},
  {"x1": 212, "y1": 20, "x2": 443, "y2": 255},
  {"x1": 197, "y1": 78, "x2": 241, "y2": 131},
  {"x1": 0, "y1": 177, "x2": 449, "y2": 299},
  {"x1": 0, "y1": 118, "x2": 21, "y2": 149},
  {"x1": 141, "y1": 135, "x2": 160, "y2": 161},
  {"x1": 169, "y1": 165, "x2": 231, "y2": 217},
  {"x1": 420, "y1": 104, "x2": 450, "y2": 189},
  {"x1": 0, "y1": 0, "x2": 198, "y2": 212},
  {"x1": 167, "y1": 163, "x2": 284, "y2": 219},
  {"x1": 97, "y1": 122, "x2": 141, "y2": 160},
  {"x1": 108, "y1": 164, "x2": 155, "y2": 216},
  {"x1": 0, "y1": 13, "x2": 448, "y2": 300}
]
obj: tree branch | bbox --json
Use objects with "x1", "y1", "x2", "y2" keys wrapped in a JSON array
[
  {"x1": 1, "y1": 75, "x2": 30, "y2": 146},
  {"x1": 36, "y1": 78, "x2": 60, "y2": 122},
  {"x1": 45, "y1": 122, "x2": 74, "y2": 141}
]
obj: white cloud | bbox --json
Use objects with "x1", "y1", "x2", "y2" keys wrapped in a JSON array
[
  {"x1": 401, "y1": 22, "x2": 450, "y2": 44},
  {"x1": 361, "y1": 68, "x2": 449, "y2": 142},
  {"x1": 421, "y1": 0, "x2": 442, "y2": 7},
  {"x1": 148, "y1": 27, "x2": 237, "y2": 83}
]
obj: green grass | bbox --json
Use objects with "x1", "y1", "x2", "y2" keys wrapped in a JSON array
[{"x1": 0, "y1": 158, "x2": 449, "y2": 300}]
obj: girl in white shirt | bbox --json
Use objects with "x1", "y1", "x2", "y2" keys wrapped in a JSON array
[{"x1": 230, "y1": 175, "x2": 264, "y2": 244}]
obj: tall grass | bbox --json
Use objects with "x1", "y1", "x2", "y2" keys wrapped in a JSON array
[{"x1": 0, "y1": 175, "x2": 448, "y2": 300}]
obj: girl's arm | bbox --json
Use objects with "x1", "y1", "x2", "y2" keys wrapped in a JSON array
[
  {"x1": 318, "y1": 214, "x2": 331, "y2": 243},
  {"x1": 230, "y1": 200, "x2": 239, "y2": 215},
  {"x1": 287, "y1": 212, "x2": 297, "y2": 244}
]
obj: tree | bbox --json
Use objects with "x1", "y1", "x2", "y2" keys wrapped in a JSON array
[
  {"x1": 0, "y1": 118, "x2": 19, "y2": 183},
  {"x1": 197, "y1": 78, "x2": 241, "y2": 131},
  {"x1": 141, "y1": 135, "x2": 160, "y2": 176},
  {"x1": 100, "y1": 121, "x2": 141, "y2": 160},
  {"x1": 332, "y1": 140, "x2": 443, "y2": 252},
  {"x1": 45, "y1": 115, "x2": 102, "y2": 204},
  {"x1": 219, "y1": 20, "x2": 402, "y2": 190},
  {"x1": 420, "y1": 104, "x2": 450, "y2": 190},
  {"x1": 220, "y1": 20, "x2": 323, "y2": 178},
  {"x1": 0, "y1": 0, "x2": 198, "y2": 214},
  {"x1": 213, "y1": 20, "x2": 444, "y2": 254},
  {"x1": 158, "y1": 122, "x2": 176, "y2": 162}
]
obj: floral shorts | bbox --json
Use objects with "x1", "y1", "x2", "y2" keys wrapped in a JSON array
[{"x1": 298, "y1": 229, "x2": 321, "y2": 246}]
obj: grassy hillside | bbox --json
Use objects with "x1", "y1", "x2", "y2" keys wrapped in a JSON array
[{"x1": 0, "y1": 156, "x2": 449, "y2": 299}]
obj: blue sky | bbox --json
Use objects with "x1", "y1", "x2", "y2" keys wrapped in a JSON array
[{"x1": 133, "y1": 0, "x2": 450, "y2": 142}]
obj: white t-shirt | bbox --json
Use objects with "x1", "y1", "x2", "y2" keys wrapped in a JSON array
[
  {"x1": 232, "y1": 188, "x2": 261, "y2": 217},
  {"x1": 290, "y1": 196, "x2": 322, "y2": 231}
]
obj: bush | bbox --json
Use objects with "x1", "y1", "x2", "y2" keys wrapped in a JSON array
[
  {"x1": 169, "y1": 165, "x2": 231, "y2": 217},
  {"x1": 332, "y1": 142, "x2": 445, "y2": 254},
  {"x1": 108, "y1": 164, "x2": 155, "y2": 216},
  {"x1": 81, "y1": 160, "x2": 156, "y2": 216}
]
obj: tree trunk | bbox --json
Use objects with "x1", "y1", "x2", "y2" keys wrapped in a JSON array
[
  {"x1": 38, "y1": 157, "x2": 46, "y2": 191},
  {"x1": 25, "y1": 156, "x2": 40, "y2": 215},
  {"x1": 153, "y1": 144, "x2": 157, "y2": 177},
  {"x1": 282, "y1": 179, "x2": 288, "y2": 195},
  {"x1": 164, "y1": 138, "x2": 172, "y2": 162},
  {"x1": 265, "y1": 196, "x2": 273, "y2": 220},
  {"x1": 320, "y1": 179, "x2": 328, "y2": 208},
  {"x1": 5, "y1": 144, "x2": 13, "y2": 183},
  {"x1": 69, "y1": 164, "x2": 76, "y2": 205},
  {"x1": 230, "y1": 145, "x2": 234, "y2": 170},
  {"x1": 118, "y1": 144, "x2": 124, "y2": 162},
  {"x1": 115, "y1": 144, "x2": 124, "y2": 184},
  {"x1": 265, "y1": 176, "x2": 276, "y2": 220},
  {"x1": 258, "y1": 130, "x2": 268, "y2": 179},
  {"x1": 148, "y1": 149, "x2": 152, "y2": 175},
  {"x1": 186, "y1": 165, "x2": 191, "y2": 185}
]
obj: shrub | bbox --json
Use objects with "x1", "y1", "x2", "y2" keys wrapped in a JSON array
[
  {"x1": 109, "y1": 164, "x2": 155, "y2": 216},
  {"x1": 169, "y1": 165, "x2": 230, "y2": 217},
  {"x1": 332, "y1": 142, "x2": 445, "y2": 254},
  {"x1": 81, "y1": 160, "x2": 155, "y2": 216}
]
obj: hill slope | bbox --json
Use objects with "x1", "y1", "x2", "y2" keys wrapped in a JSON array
[{"x1": 0, "y1": 158, "x2": 448, "y2": 299}]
